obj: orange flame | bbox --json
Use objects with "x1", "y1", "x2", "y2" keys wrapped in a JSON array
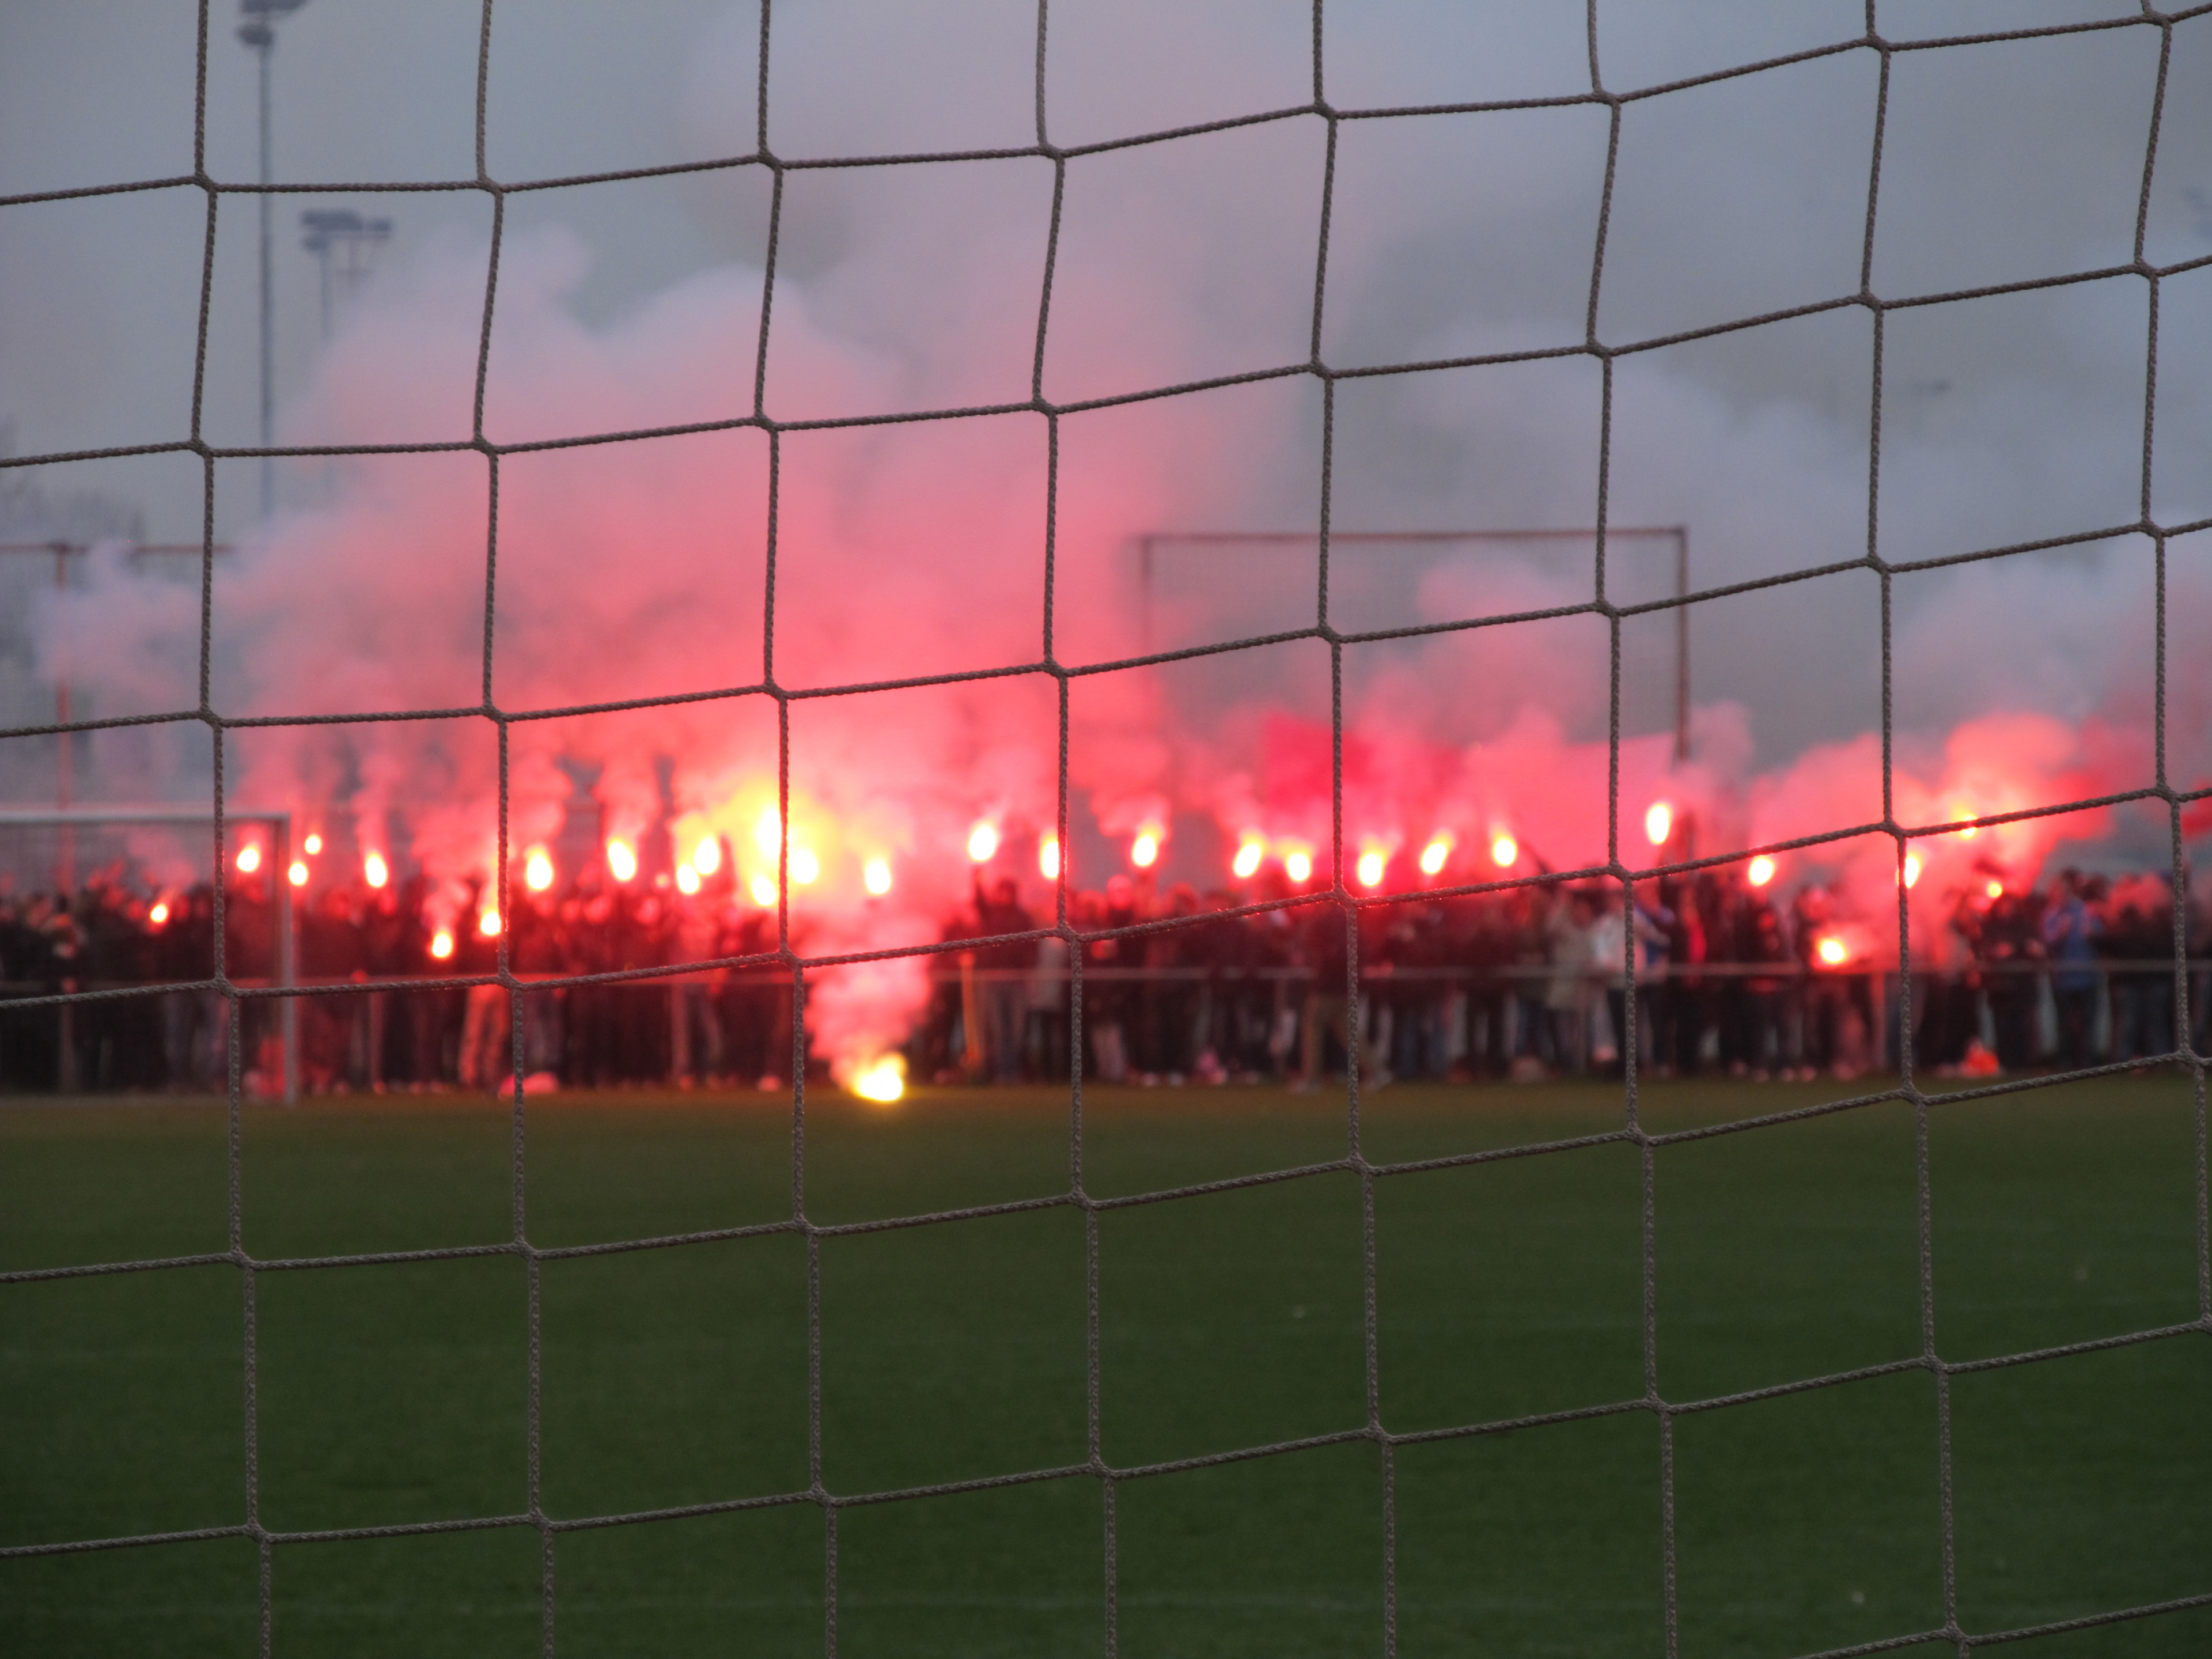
[
  {"x1": 1902, "y1": 854, "x2": 1922, "y2": 889},
  {"x1": 1231, "y1": 838, "x2": 1264, "y2": 880},
  {"x1": 1815, "y1": 935, "x2": 1849, "y2": 967},
  {"x1": 967, "y1": 821, "x2": 999, "y2": 863},
  {"x1": 1130, "y1": 830, "x2": 1160, "y2": 869},
  {"x1": 235, "y1": 843, "x2": 262, "y2": 875},
  {"x1": 479, "y1": 908, "x2": 502, "y2": 937},
  {"x1": 148, "y1": 900, "x2": 171, "y2": 926},
  {"x1": 363, "y1": 851, "x2": 389, "y2": 889},
  {"x1": 524, "y1": 847, "x2": 554, "y2": 892},
  {"x1": 1645, "y1": 801, "x2": 1673, "y2": 847},
  {"x1": 1284, "y1": 849, "x2": 1313, "y2": 884},
  {"x1": 429, "y1": 929, "x2": 454, "y2": 960},
  {"x1": 675, "y1": 863, "x2": 701, "y2": 895},
  {"x1": 287, "y1": 859, "x2": 309, "y2": 888},
  {"x1": 302, "y1": 832, "x2": 323, "y2": 855},
  {"x1": 750, "y1": 873, "x2": 777, "y2": 907},
  {"x1": 863, "y1": 857, "x2": 893, "y2": 896},
  {"x1": 851, "y1": 1055, "x2": 906, "y2": 1104},
  {"x1": 1490, "y1": 834, "x2": 1518, "y2": 869},
  {"x1": 606, "y1": 839, "x2": 638, "y2": 882},
  {"x1": 1419, "y1": 836, "x2": 1450, "y2": 877},
  {"x1": 1355, "y1": 849, "x2": 1386, "y2": 888},
  {"x1": 692, "y1": 835, "x2": 721, "y2": 876},
  {"x1": 1747, "y1": 855, "x2": 1776, "y2": 888},
  {"x1": 1039, "y1": 834, "x2": 1062, "y2": 880}
]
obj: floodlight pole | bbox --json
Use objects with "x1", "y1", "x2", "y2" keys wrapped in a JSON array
[
  {"x1": 0, "y1": 546, "x2": 237, "y2": 1092},
  {"x1": 239, "y1": 0, "x2": 308, "y2": 521}
]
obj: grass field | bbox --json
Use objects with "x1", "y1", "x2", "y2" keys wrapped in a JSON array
[{"x1": 3, "y1": 1075, "x2": 2209, "y2": 1658}]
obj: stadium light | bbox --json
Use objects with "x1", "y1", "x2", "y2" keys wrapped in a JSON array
[{"x1": 237, "y1": 0, "x2": 311, "y2": 518}]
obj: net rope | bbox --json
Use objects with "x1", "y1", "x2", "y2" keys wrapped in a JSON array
[{"x1": 2, "y1": 3, "x2": 2211, "y2": 1657}]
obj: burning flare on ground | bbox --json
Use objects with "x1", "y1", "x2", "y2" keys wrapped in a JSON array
[{"x1": 849, "y1": 1054, "x2": 906, "y2": 1104}]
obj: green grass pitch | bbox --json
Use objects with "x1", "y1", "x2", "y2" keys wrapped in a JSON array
[{"x1": 3, "y1": 1077, "x2": 2208, "y2": 1657}]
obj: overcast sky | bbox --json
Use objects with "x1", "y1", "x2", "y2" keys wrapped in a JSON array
[{"x1": 2, "y1": 1, "x2": 2210, "y2": 803}]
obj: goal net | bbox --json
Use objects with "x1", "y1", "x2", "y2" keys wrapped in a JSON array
[{"x1": 2, "y1": 5, "x2": 2209, "y2": 1657}]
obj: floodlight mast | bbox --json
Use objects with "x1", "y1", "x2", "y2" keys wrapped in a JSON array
[
  {"x1": 300, "y1": 209, "x2": 393, "y2": 341},
  {"x1": 238, "y1": 0, "x2": 309, "y2": 520}
]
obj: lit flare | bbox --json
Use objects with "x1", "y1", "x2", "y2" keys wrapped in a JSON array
[
  {"x1": 967, "y1": 821, "x2": 998, "y2": 863},
  {"x1": 675, "y1": 863, "x2": 701, "y2": 896},
  {"x1": 863, "y1": 857, "x2": 893, "y2": 896},
  {"x1": 524, "y1": 848, "x2": 554, "y2": 892},
  {"x1": 1747, "y1": 855, "x2": 1776, "y2": 888},
  {"x1": 1039, "y1": 835, "x2": 1061, "y2": 880},
  {"x1": 287, "y1": 859, "x2": 309, "y2": 888},
  {"x1": 1490, "y1": 834, "x2": 1518, "y2": 869},
  {"x1": 1419, "y1": 837, "x2": 1450, "y2": 877},
  {"x1": 606, "y1": 839, "x2": 638, "y2": 882},
  {"x1": 1130, "y1": 830, "x2": 1160, "y2": 869},
  {"x1": 1645, "y1": 802, "x2": 1673, "y2": 847},
  {"x1": 1231, "y1": 838, "x2": 1264, "y2": 880},
  {"x1": 236, "y1": 844, "x2": 262, "y2": 875},
  {"x1": 693, "y1": 836, "x2": 721, "y2": 876},
  {"x1": 851, "y1": 1055, "x2": 906, "y2": 1104},
  {"x1": 363, "y1": 852, "x2": 389, "y2": 889}
]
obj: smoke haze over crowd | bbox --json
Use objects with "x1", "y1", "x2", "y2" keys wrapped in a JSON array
[{"x1": 5, "y1": 1, "x2": 2211, "y2": 1071}]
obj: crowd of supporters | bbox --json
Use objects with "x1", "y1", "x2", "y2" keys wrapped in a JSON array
[{"x1": 1, "y1": 857, "x2": 2206, "y2": 1094}]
